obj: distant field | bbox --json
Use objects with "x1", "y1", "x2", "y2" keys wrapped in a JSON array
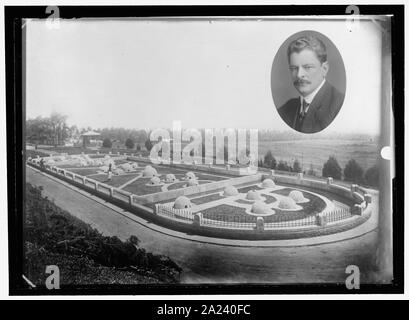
[{"x1": 258, "y1": 139, "x2": 380, "y2": 175}]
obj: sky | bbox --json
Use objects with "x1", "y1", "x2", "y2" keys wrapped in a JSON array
[{"x1": 25, "y1": 18, "x2": 383, "y2": 134}]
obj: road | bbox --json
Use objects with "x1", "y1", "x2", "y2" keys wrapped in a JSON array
[{"x1": 26, "y1": 166, "x2": 379, "y2": 284}]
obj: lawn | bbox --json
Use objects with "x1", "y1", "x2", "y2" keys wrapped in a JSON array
[
  {"x1": 91, "y1": 173, "x2": 140, "y2": 188},
  {"x1": 66, "y1": 168, "x2": 102, "y2": 176},
  {"x1": 190, "y1": 193, "x2": 226, "y2": 205},
  {"x1": 122, "y1": 178, "x2": 163, "y2": 195}
]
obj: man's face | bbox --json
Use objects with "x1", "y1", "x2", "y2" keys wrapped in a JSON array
[{"x1": 289, "y1": 49, "x2": 329, "y2": 97}]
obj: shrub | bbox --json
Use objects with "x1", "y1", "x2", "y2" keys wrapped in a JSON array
[{"x1": 277, "y1": 160, "x2": 291, "y2": 172}]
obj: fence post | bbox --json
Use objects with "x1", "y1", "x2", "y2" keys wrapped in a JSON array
[
  {"x1": 256, "y1": 217, "x2": 264, "y2": 231},
  {"x1": 316, "y1": 214, "x2": 327, "y2": 227},
  {"x1": 364, "y1": 194, "x2": 372, "y2": 204},
  {"x1": 128, "y1": 194, "x2": 133, "y2": 205},
  {"x1": 350, "y1": 184, "x2": 357, "y2": 196},
  {"x1": 353, "y1": 204, "x2": 363, "y2": 216},
  {"x1": 109, "y1": 187, "x2": 114, "y2": 197},
  {"x1": 95, "y1": 182, "x2": 99, "y2": 191},
  {"x1": 193, "y1": 212, "x2": 202, "y2": 226}
]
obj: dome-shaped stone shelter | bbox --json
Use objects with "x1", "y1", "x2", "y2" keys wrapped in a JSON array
[
  {"x1": 251, "y1": 201, "x2": 273, "y2": 215},
  {"x1": 100, "y1": 165, "x2": 109, "y2": 173},
  {"x1": 142, "y1": 165, "x2": 158, "y2": 178},
  {"x1": 261, "y1": 178, "x2": 275, "y2": 188},
  {"x1": 173, "y1": 196, "x2": 192, "y2": 209},
  {"x1": 278, "y1": 197, "x2": 297, "y2": 210},
  {"x1": 150, "y1": 176, "x2": 161, "y2": 185},
  {"x1": 223, "y1": 186, "x2": 239, "y2": 196},
  {"x1": 120, "y1": 163, "x2": 133, "y2": 172},
  {"x1": 185, "y1": 172, "x2": 196, "y2": 180},
  {"x1": 187, "y1": 179, "x2": 199, "y2": 186},
  {"x1": 289, "y1": 190, "x2": 307, "y2": 203},
  {"x1": 246, "y1": 190, "x2": 262, "y2": 201},
  {"x1": 165, "y1": 173, "x2": 177, "y2": 183}
]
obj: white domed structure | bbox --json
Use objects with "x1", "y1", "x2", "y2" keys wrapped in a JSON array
[
  {"x1": 130, "y1": 162, "x2": 139, "y2": 169},
  {"x1": 187, "y1": 179, "x2": 199, "y2": 186},
  {"x1": 113, "y1": 168, "x2": 124, "y2": 175},
  {"x1": 142, "y1": 165, "x2": 158, "y2": 178},
  {"x1": 223, "y1": 186, "x2": 239, "y2": 196},
  {"x1": 120, "y1": 163, "x2": 133, "y2": 172},
  {"x1": 278, "y1": 197, "x2": 297, "y2": 210},
  {"x1": 246, "y1": 190, "x2": 261, "y2": 201},
  {"x1": 150, "y1": 176, "x2": 161, "y2": 185},
  {"x1": 165, "y1": 173, "x2": 177, "y2": 183},
  {"x1": 185, "y1": 172, "x2": 196, "y2": 180},
  {"x1": 251, "y1": 201, "x2": 273, "y2": 215},
  {"x1": 100, "y1": 165, "x2": 109, "y2": 173},
  {"x1": 261, "y1": 178, "x2": 275, "y2": 188},
  {"x1": 173, "y1": 196, "x2": 192, "y2": 209},
  {"x1": 289, "y1": 190, "x2": 307, "y2": 203}
]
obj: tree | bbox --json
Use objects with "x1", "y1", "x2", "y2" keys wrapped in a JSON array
[
  {"x1": 145, "y1": 139, "x2": 153, "y2": 151},
  {"x1": 264, "y1": 151, "x2": 277, "y2": 169},
  {"x1": 322, "y1": 156, "x2": 342, "y2": 180},
  {"x1": 102, "y1": 138, "x2": 112, "y2": 148},
  {"x1": 307, "y1": 164, "x2": 316, "y2": 176},
  {"x1": 364, "y1": 164, "x2": 379, "y2": 187},
  {"x1": 344, "y1": 159, "x2": 364, "y2": 184},
  {"x1": 49, "y1": 112, "x2": 68, "y2": 146},
  {"x1": 125, "y1": 138, "x2": 135, "y2": 149},
  {"x1": 293, "y1": 159, "x2": 302, "y2": 173}
]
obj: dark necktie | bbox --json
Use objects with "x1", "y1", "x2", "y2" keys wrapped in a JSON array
[{"x1": 296, "y1": 100, "x2": 309, "y2": 130}]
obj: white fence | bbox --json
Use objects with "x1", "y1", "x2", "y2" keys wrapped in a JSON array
[{"x1": 155, "y1": 204, "x2": 194, "y2": 221}]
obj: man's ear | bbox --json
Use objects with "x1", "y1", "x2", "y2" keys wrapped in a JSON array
[{"x1": 321, "y1": 61, "x2": 329, "y2": 77}]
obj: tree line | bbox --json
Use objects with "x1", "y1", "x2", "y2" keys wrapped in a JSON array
[{"x1": 259, "y1": 151, "x2": 379, "y2": 188}]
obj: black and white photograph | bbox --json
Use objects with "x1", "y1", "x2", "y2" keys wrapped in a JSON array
[{"x1": 4, "y1": 4, "x2": 403, "y2": 299}]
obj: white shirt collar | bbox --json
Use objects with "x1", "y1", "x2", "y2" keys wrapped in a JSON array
[{"x1": 299, "y1": 78, "x2": 326, "y2": 113}]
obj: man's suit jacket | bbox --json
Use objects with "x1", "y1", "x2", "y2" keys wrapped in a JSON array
[{"x1": 278, "y1": 80, "x2": 345, "y2": 133}]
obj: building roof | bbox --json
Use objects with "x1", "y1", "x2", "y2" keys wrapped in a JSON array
[{"x1": 81, "y1": 131, "x2": 101, "y2": 136}]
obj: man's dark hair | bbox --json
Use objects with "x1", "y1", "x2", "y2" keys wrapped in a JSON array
[{"x1": 287, "y1": 35, "x2": 327, "y2": 64}]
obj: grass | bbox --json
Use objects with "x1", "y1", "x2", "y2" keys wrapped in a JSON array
[
  {"x1": 190, "y1": 193, "x2": 225, "y2": 205},
  {"x1": 200, "y1": 187, "x2": 327, "y2": 223},
  {"x1": 24, "y1": 183, "x2": 182, "y2": 285},
  {"x1": 123, "y1": 178, "x2": 163, "y2": 195},
  {"x1": 91, "y1": 173, "x2": 141, "y2": 188},
  {"x1": 66, "y1": 168, "x2": 101, "y2": 176},
  {"x1": 237, "y1": 185, "x2": 263, "y2": 193}
]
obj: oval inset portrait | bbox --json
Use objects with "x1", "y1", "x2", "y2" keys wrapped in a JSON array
[{"x1": 271, "y1": 30, "x2": 346, "y2": 134}]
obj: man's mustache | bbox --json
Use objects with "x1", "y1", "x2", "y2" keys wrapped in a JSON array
[{"x1": 294, "y1": 79, "x2": 311, "y2": 86}]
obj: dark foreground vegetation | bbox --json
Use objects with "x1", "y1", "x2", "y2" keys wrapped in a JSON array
[{"x1": 24, "y1": 183, "x2": 182, "y2": 285}]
